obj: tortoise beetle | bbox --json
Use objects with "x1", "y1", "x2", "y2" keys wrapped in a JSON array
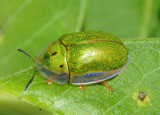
[{"x1": 18, "y1": 31, "x2": 130, "y2": 91}]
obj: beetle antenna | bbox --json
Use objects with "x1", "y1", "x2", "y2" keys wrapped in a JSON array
[
  {"x1": 25, "y1": 69, "x2": 37, "y2": 91},
  {"x1": 17, "y1": 49, "x2": 36, "y2": 63}
]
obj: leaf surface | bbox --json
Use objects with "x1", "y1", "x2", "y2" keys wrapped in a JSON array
[
  {"x1": 0, "y1": 38, "x2": 159, "y2": 114},
  {"x1": 0, "y1": 0, "x2": 86, "y2": 76},
  {"x1": 85, "y1": 0, "x2": 160, "y2": 39}
]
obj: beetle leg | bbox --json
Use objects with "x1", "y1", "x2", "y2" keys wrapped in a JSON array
[
  {"x1": 45, "y1": 76, "x2": 54, "y2": 84},
  {"x1": 45, "y1": 75, "x2": 58, "y2": 84},
  {"x1": 80, "y1": 85, "x2": 86, "y2": 91},
  {"x1": 45, "y1": 79, "x2": 52, "y2": 84},
  {"x1": 101, "y1": 81, "x2": 114, "y2": 92}
]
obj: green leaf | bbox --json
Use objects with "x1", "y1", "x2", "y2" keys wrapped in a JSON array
[
  {"x1": 84, "y1": 0, "x2": 160, "y2": 39},
  {"x1": 155, "y1": 26, "x2": 160, "y2": 37},
  {"x1": 0, "y1": 0, "x2": 87, "y2": 77},
  {"x1": 1, "y1": 0, "x2": 160, "y2": 114},
  {"x1": 0, "y1": 92, "x2": 52, "y2": 115},
  {"x1": 0, "y1": 38, "x2": 159, "y2": 114}
]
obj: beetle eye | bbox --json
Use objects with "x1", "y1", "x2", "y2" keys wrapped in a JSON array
[
  {"x1": 59, "y1": 64, "x2": 64, "y2": 68},
  {"x1": 51, "y1": 52, "x2": 57, "y2": 56}
]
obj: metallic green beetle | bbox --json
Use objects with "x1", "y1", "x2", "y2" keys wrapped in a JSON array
[{"x1": 18, "y1": 31, "x2": 130, "y2": 91}]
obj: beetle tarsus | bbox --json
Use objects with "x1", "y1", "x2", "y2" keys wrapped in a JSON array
[
  {"x1": 45, "y1": 79, "x2": 53, "y2": 84},
  {"x1": 80, "y1": 85, "x2": 86, "y2": 91},
  {"x1": 101, "y1": 81, "x2": 114, "y2": 92}
]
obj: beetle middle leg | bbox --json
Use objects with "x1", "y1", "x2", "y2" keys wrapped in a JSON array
[
  {"x1": 45, "y1": 79, "x2": 53, "y2": 84},
  {"x1": 80, "y1": 85, "x2": 86, "y2": 91},
  {"x1": 101, "y1": 81, "x2": 114, "y2": 92}
]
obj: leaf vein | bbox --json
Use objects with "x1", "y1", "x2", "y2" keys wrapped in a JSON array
[{"x1": 104, "y1": 67, "x2": 160, "y2": 114}]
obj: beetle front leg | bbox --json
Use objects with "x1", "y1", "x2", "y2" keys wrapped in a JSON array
[
  {"x1": 45, "y1": 76, "x2": 54, "y2": 84},
  {"x1": 80, "y1": 85, "x2": 86, "y2": 91},
  {"x1": 101, "y1": 81, "x2": 114, "y2": 92},
  {"x1": 45, "y1": 75, "x2": 57, "y2": 84}
]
